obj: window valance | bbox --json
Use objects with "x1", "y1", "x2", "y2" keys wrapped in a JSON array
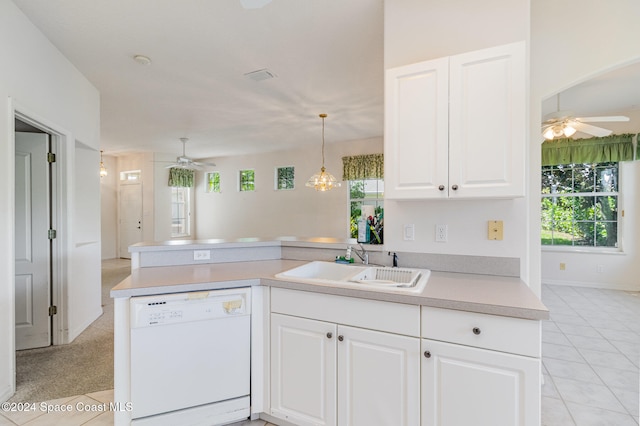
[
  {"x1": 541, "y1": 134, "x2": 635, "y2": 166},
  {"x1": 168, "y1": 167, "x2": 195, "y2": 187},
  {"x1": 342, "y1": 153, "x2": 384, "y2": 180}
]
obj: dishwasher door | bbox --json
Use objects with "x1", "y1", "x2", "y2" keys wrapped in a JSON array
[{"x1": 129, "y1": 288, "x2": 251, "y2": 421}]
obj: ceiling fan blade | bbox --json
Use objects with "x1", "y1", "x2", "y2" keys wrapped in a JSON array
[
  {"x1": 572, "y1": 122, "x2": 613, "y2": 137},
  {"x1": 576, "y1": 116, "x2": 630, "y2": 123},
  {"x1": 192, "y1": 161, "x2": 216, "y2": 167}
]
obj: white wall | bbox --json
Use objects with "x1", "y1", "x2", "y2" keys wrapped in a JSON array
[
  {"x1": 194, "y1": 138, "x2": 382, "y2": 239},
  {"x1": 100, "y1": 154, "x2": 118, "y2": 259},
  {"x1": 0, "y1": 0, "x2": 101, "y2": 402},
  {"x1": 532, "y1": 0, "x2": 640, "y2": 292},
  {"x1": 383, "y1": 0, "x2": 532, "y2": 283}
]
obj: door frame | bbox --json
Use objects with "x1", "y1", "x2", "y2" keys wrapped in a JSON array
[{"x1": 12, "y1": 101, "x2": 67, "y2": 348}]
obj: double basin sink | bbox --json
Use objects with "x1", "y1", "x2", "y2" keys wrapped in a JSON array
[{"x1": 275, "y1": 261, "x2": 430, "y2": 294}]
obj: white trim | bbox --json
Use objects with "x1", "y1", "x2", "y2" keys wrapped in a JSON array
[
  {"x1": 12, "y1": 99, "x2": 73, "y2": 347},
  {"x1": 541, "y1": 246, "x2": 624, "y2": 255}
]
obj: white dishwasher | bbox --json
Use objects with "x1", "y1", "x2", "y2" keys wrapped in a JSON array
[{"x1": 129, "y1": 287, "x2": 251, "y2": 425}]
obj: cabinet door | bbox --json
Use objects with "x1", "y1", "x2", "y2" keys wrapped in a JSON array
[
  {"x1": 448, "y1": 41, "x2": 526, "y2": 198},
  {"x1": 421, "y1": 339, "x2": 540, "y2": 426},
  {"x1": 270, "y1": 313, "x2": 337, "y2": 426},
  {"x1": 338, "y1": 325, "x2": 420, "y2": 426},
  {"x1": 385, "y1": 57, "x2": 449, "y2": 199}
]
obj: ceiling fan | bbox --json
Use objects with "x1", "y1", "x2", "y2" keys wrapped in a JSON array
[
  {"x1": 161, "y1": 138, "x2": 216, "y2": 170},
  {"x1": 542, "y1": 94, "x2": 629, "y2": 140}
]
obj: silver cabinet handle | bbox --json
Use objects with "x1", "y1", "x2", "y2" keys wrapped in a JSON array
[
  {"x1": 438, "y1": 185, "x2": 445, "y2": 191},
  {"x1": 338, "y1": 335, "x2": 344, "y2": 342},
  {"x1": 473, "y1": 327, "x2": 481, "y2": 335},
  {"x1": 326, "y1": 332, "x2": 333, "y2": 339},
  {"x1": 424, "y1": 351, "x2": 431, "y2": 358},
  {"x1": 452, "y1": 184, "x2": 459, "y2": 191}
]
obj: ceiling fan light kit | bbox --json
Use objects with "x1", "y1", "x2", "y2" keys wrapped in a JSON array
[
  {"x1": 306, "y1": 113, "x2": 341, "y2": 192},
  {"x1": 541, "y1": 93, "x2": 629, "y2": 141},
  {"x1": 163, "y1": 137, "x2": 216, "y2": 170}
]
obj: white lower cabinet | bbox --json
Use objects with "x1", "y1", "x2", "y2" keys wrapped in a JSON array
[
  {"x1": 268, "y1": 289, "x2": 541, "y2": 426},
  {"x1": 270, "y1": 313, "x2": 336, "y2": 426},
  {"x1": 421, "y1": 339, "x2": 540, "y2": 426},
  {"x1": 270, "y1": 313, "x2": 420, "y2": 426},
  {"x1": 338, "y1": 325, "x2": 420, "y2": 426}
]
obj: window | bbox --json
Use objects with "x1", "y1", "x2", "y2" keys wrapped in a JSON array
[
  {"x1": 541, "y1": 162, "x2": 618, "y2": 248},
  {"x1": 239, "y1": 169, "x2": 255, "y2": 192},
  {"x1": 120, "y1": 170, "x2": 141, "y2": 182},
  {"x1": 349, "y1": 179, "x2": 384, "y2": 243},
  {"x1": 171, "y1": 187, "x2": 190, "y2": 237},
  {"x1": 275, "y1": 166, "x2": 295, "y2": 190},
  {"x1": 205, "y1": 171, "x2": 221, "y2": 193}
]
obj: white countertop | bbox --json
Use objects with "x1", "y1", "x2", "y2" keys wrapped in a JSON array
[{"x1": 111, "y1": 259, "x2": 548, "y2": 321}]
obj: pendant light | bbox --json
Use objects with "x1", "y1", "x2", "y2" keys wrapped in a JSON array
[
  {"x1": 99, "y1": 150, "x2": 108, "y2": 178},
  {"x1": 306, "y1": 113, "x2": 341, "y2": 191}
]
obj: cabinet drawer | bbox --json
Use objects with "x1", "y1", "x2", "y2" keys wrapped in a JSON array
[
  {"x1": 271, "y1": 288, "x2": 420, "y2": 337},
  {"x1": 421, "y1": 306, "x2": 540, "y2": 357}
]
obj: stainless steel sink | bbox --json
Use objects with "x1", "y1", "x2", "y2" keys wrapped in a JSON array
[{"x1": 275, "y1": 261, "x2": 430, "y2": 293}]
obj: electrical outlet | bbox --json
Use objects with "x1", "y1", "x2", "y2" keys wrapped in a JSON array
[
  {"x1": 559, "y1": 263, "x2": 566, "y2": 271},
  {"x1": 596, "y1": 264, "x2": 604, "y2": 273},
  {"x1": 435, "y1": 224, "x2": 448, "y2": 242},
  {"x1": 193, "y1": 250, "x2": 211, "y2": 261}
]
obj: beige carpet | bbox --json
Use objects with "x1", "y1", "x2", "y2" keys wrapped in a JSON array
[{"x1": 8, "y1": 258, "x2": 130, "y2": 403}]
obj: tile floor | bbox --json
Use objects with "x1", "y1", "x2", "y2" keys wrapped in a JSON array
[
  {"x1": 1, "y1": 284, "x2": 637, "y2": 425},
  {"x1": 541, "y1": 284, "x2": 639, "y2": 426}
]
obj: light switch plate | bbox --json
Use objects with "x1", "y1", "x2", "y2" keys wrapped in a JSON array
[
  {"x1": 404, "y1": 224, "x2": 415, "y2": 241},
  {"x1": 488, "y1": 220, "x2": 504, "y2": 240}
]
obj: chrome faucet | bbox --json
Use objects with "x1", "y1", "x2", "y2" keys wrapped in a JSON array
[{"x1": 353, "y1": 244, "x2": 369, "y2": 265}]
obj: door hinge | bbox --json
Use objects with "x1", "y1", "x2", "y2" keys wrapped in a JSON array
[
  {"x1": 48, "y1": 229, "x2": 57, "y2": 239},
  {"x1": 48, "y1": 306, "x2": 57, "y2": 316},
  {"x1": 47, "y1": 152, "x2": 56, "y2": 163}
]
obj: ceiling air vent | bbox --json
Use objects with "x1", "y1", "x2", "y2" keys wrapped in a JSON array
[{"x1": 244, "y1": 68, "x2": 277, "y2": 82}]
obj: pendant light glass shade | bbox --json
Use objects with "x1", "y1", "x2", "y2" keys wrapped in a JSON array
[
  {"x1": 99, "y1": 150, "x2": 108, "y2": 177},
  {"x1": 306, "y1": 113, "x2": 341, "y2": 191}
]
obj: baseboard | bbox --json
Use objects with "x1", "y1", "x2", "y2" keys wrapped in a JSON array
[
  {"x1": 542, "y1": 279, "x2": 639, "y2": 292},
  {"x1": 0, "y1": 382, "x2": 15, "y2": 403}
]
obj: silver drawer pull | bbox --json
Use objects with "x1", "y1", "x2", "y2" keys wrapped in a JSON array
[{"x1": 472, "y1": 327, "x2": 481, "y2": 335}]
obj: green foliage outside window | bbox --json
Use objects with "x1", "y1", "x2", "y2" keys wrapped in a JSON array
[
  {"x1": 541, "y1": 162, "x2": 618, "y2": 247},
  {"x1": 276, "y1": 166, "x2": 295, "y2": 190},
  {"x1": 349, "y1": 179, "x2": 384, "y2": 243},
  {"x1": 239, "y1": 169, "x2": 255, "y2": 192},
  {"x1": 206, "y1": 172, "x2": 221, "y2": 193}
]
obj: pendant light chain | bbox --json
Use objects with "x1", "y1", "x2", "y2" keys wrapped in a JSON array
[{"x1": 321, "y1": 114, "x2": 326, "y2": 169}]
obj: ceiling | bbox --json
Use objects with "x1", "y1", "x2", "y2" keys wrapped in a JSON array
[
  {"x1": 541, "y1": 61, "x2": 640, "y2": 140},
  {"x1": 13, "y1": 0, "x2": 384, "y2": 159},
  {"x1": 13, "y1": 1, "x2": 640, "y2": 158}
]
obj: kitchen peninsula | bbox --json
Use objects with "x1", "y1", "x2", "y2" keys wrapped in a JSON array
[{"x1": 111, "y1": 238, "x2": 548, "y2": 426}]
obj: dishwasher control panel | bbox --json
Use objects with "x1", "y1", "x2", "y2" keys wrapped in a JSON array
[{"x1": 130, "y1": 287, "x2": 251, "y2": 328}]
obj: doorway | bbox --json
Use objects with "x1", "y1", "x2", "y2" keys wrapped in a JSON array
[
  {"x1": 14, "y1": 125, "x2": 55, "y2": 351},
  {"x1": 119, "y1": 182, "x2": 143, "y2": 259}
]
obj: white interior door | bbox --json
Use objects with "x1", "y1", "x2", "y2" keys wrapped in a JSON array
[
  {"x1": 15, "y1": 132, "x2": 51, "y2": 350},
  {"x1": 119, "y1": 183, "x2": 142, "y2": 259}
]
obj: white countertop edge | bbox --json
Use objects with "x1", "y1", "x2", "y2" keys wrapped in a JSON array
[
  {"x1": 110, "y1": 264, "x2": 549, "y2": 321},
  {"x1": 128, "y1": 237, "x2": 390, "y2": 253}
]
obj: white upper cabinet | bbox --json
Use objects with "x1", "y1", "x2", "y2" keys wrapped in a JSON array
[{"x1": 385, "y1": 41, "x2": 526, "y2": 200}]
